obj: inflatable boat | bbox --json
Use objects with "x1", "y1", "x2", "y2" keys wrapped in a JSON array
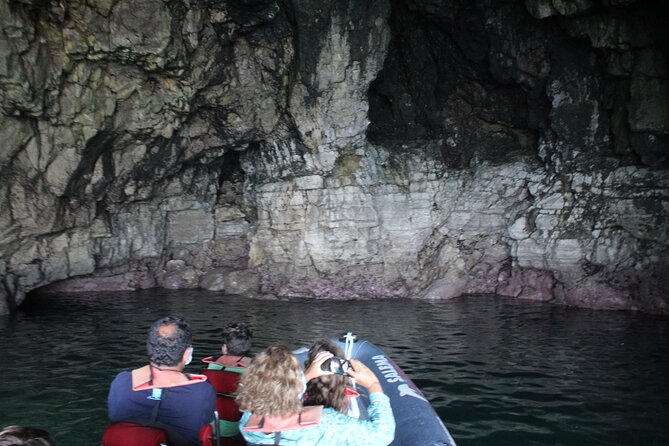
[
  {"x1": 293, "y1": 333, "x2": 457, "y2": 446},
  {"x1": 102, "y1": 334, "x2": 457, "y2": 446}
]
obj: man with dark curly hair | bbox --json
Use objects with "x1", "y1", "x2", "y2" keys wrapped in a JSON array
[{"x1": 107, "y1": 315, "x2": 215, "y2": 445}]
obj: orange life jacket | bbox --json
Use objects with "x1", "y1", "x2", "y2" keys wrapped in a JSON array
[
  {"x1": 131, "y1": 365, "x2": 207, "y2": 391},
  {"x1": 243, "y1": 406, "x2": 323, "y2": 433},
  {"x1": 202, "y1": 355, "x2": 251, "y2": 369}
]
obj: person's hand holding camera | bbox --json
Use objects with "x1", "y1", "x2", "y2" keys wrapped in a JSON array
[
  {"x1": 347, "y1": 359, "x2": 383, "y2": 394},
  {"x1": 305, "y1": 350, "x2": 335, "y2": 382}
]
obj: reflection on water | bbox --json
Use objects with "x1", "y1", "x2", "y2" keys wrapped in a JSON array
[{"x1": 1, "y1": 290, "x2": 668, "y2": 446}]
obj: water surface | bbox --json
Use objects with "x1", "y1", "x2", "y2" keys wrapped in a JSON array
[{"x1": 0, "y1": 290, "x2": 667, "y2": 445}]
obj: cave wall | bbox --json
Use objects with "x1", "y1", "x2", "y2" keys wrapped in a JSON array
[{"x1": 0, "y1": 0, "x2": 667, "y2": 314}]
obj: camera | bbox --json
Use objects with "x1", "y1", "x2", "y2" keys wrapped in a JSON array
[{"x1": 321, "y1": 357, "x2": 354, "y2": 376}]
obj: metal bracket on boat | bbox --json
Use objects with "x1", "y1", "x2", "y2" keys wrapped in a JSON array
[{"x1": 213, "y1": 410, "x2": 221, "y2": 446}]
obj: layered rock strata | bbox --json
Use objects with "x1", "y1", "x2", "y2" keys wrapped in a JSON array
[{"x1": 0, "y1": 0, "x2": 667, "y2": 314}]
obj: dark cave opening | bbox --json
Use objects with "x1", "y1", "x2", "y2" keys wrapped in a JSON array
[
  {"x1": 366, "y1": 0, "x2": 669, "y2": 168},
  {"x1": 366, "y1": 0, "x2": 545, "y2": 168}
]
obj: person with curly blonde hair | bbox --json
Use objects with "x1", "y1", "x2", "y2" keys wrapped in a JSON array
[
  {"x1": 236, "y1": 345, "x2": 395, "y2": 446},
  {"x1": 302, "y1": 339, "x2": 350, "y2": 414}
]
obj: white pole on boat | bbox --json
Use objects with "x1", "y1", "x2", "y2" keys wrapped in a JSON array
[
  {"x1": 341, "y1": 332, "x2": 362, "y2": 420},
  {"x1": 342, "y1": 332, "x2": 356, "y2": 360}
]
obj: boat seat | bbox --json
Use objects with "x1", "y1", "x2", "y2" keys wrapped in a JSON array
[
  {"x1": 200, "y1": 368, "x2": 243, "y2": 422},
  {"x1": 102, "y1": 422, "x2": 167, "y2": 446},
  {"x1": 102, "y1": 421, "x2": 216, "y2": 446}
]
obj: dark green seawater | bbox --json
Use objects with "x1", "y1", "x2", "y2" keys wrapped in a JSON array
[{"x1": 0, "y1": 290, "x2": 668, "y2": 446}]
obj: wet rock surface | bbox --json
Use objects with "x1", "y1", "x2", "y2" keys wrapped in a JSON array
[{"x1": 0, "y1": 0, "x2": 667, "y2": 314}]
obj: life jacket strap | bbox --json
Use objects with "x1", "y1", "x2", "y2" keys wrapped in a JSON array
[
  {"x1": 150, "y1": 387, "x2": 167, "y2": 423},
  {"x1": 131, "y1": 365, "x2": 207, "y2": 391},
  {"x1": 243, "y1": 430, "x2": 282, "y2": 446}
]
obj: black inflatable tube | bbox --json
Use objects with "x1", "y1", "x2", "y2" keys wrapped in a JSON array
[{"x1": 294, "y1": 337, "x2": 457, "y2": 446}]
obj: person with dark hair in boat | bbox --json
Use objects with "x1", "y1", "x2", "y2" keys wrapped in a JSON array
[
  {"x1": 0, "y1": 425, "x2": 55, "y2": 446},
  {"x1": 107, "y1": 315, "x2": 216, "y2": 445},
  {"x1": 200, "y1": 322, "x2": 253, "y2": 439},
  {"x1": 302, "y1": 339, "x2": 352, "y2": 415},
  {"x1": 236, "y1": 345, "x2": 395, "y2": 446},
  {"x1": 203, "y1": 322, "x2": 253, "y2": 371}
]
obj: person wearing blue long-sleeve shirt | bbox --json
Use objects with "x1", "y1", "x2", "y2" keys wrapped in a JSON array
[{"x1": 236, "y1": 345, "x2": 395, "y2": 446}]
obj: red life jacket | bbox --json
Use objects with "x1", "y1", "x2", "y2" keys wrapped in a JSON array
[
  {"x1": 243, "y1": 406, "x2": 323, "y2": 433},
  {"x1": 131, "y1": 365, "x2": 208, "y2": 391}
]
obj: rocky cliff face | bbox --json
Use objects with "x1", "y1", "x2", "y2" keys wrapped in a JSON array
[{"x1": 1, "y1": 0, "x2": 667, "y2": 314}]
